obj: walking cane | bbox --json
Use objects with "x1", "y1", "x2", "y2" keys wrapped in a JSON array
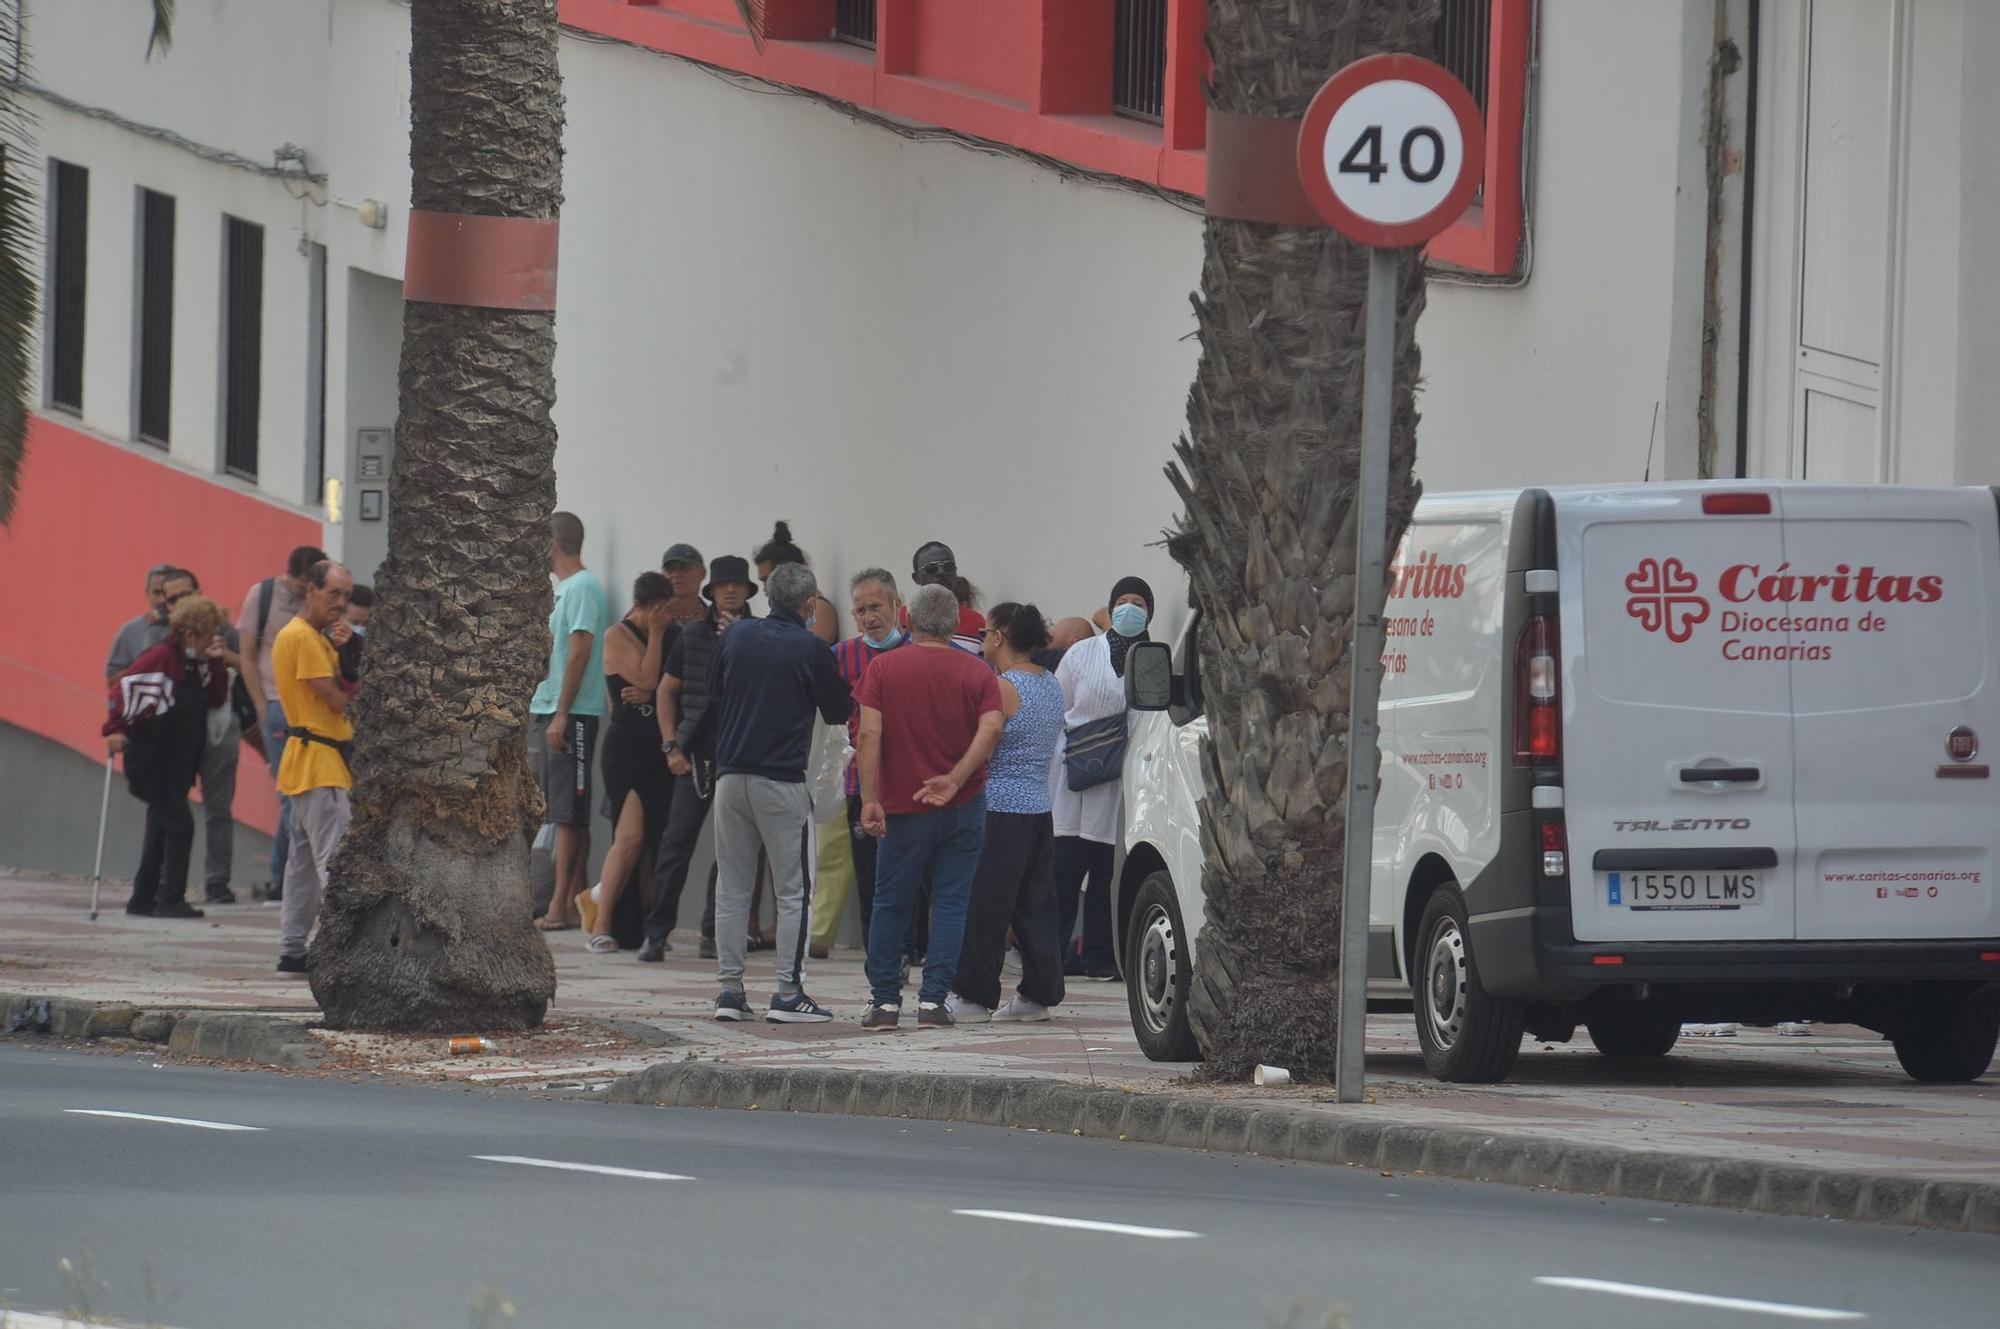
[{"x1": 88, "y1": 754, "x2": 114, "y2": 921}]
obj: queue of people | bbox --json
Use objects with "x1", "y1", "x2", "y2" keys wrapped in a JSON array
[
  {"x1": 526, "y1": 511, "x2": 1156, "y2": 1029},
  {"x1": 102, "y1": 549, "x2": 366, "y2": 978}
]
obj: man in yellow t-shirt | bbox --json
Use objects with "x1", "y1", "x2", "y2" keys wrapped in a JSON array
[{"x1": 272, "y1": 560, "x2": 356, "y2": 976}]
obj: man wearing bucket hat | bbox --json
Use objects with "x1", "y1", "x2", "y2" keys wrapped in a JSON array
[{"x1": 638, "y1": 555, "x2": 758, "y2": 963}]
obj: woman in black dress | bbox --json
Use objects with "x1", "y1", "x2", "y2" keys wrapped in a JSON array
[{"x1": 584, "y1": 573, "x2": 676, "y2": 953}]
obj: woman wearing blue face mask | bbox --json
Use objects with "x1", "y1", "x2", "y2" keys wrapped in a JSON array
[{"x1": 1049, "y1": 576, "x2": 1154, "y2": 979}]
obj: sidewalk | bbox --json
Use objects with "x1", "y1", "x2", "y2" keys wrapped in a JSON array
[{"x1": 6, "y1": 867, "x2": 1997, "y2": 1209}]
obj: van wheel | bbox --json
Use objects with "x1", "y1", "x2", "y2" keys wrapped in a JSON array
[
  {"x1": 1126, "y1": 871, "x2": 1200, "y2": 1062},
  {"x1": 1891, "y1": 995, "x2": 2000, "y2": 1083},
  {"x1": 1413, "y1": 885, "x2": 1523, "y2": 1083},
  {"x1": 1586, "y1": 1013, "x2": 1681, "y2": 1059}
]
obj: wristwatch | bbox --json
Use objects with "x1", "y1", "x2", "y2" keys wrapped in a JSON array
[{"x1": 660, "y1": 740, "x2": 681, "y2": 756}]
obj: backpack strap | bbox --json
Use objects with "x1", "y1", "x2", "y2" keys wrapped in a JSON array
[{"x1": 255, "y1": 576, "x2": 276, "y2": 641}]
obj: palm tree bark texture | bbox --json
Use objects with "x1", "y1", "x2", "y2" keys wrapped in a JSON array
[
  {"x1": 1166, "y1": 0, "x2": 1439, "y2": 1080},
  {"x1": 311, "y1": 0, "x2": 562, "y2": 1030}
]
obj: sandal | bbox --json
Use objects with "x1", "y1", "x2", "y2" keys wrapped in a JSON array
[
  {"x1": 534, "y1": 916, "x2": 578, "y2": 932},
  {"x1": 586, "y1": 933, "x2": 619, "y2": 954}
]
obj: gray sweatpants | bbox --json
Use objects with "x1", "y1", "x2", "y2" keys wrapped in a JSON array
[
  {"x1": 197, "y1": 728, "x2": 238, "y2": 890},
  {"x1": 280, "y1": 786, "x2": 351, "y2": 958},
  {"x1": 713, "y1": 773, "x2": 815, "y2": 997}
]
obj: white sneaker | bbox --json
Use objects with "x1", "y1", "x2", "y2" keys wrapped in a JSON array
[
  {"x1": 1001, "y1": 948, "x2": 1023, "y2": 976},
  {"x1": 944, "y1": 993, "x2": 992, "y2": 1023},
  {"x1": 1775, "y1": 1022, "x2": 1812, "y2": 1037},
  {"x1": 1680, "y1": 1022, "x2": 1739, "y2": 1038},
  {"x1": 991, "y1": 995, "x2": 1051, "y2": 1023}
]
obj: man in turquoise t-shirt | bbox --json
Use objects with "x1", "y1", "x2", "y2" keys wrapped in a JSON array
[{"x1": 531, "y1": 511, "x2": 609, "y2": 930}]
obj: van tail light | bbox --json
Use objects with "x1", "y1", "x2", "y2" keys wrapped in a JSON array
[
  {"x1": 1539, "y1": 817, "x2": 1568, "y2": 879},
  {"x1": 1703, "y1": 492, "x2": 1773, "y2": 515},
  {"x1": 1513, "y1": 612, "x2": 1561, "y2": 766}
]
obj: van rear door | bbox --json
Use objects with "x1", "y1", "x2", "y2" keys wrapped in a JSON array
[
  {"x1": 1782, "y1": 487, "x2": 2000, "y2": 940},
  {"x1": 1559, "y1": 488, "x2": 1796, "y2": 943}
]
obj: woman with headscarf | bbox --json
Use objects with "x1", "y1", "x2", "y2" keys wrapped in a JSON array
[{"x1": 1049, "y1": 575, "x2": 1153, "y2": 979}]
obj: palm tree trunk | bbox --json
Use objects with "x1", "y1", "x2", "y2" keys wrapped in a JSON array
[
  {"x1": 1167, "y1": 0, "x2": 1438, "y2": 1080},
  {"x1": 310, "y1": 0, "x2": 562, "y2": 1030}
]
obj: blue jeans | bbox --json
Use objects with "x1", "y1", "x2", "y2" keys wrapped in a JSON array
[
  {"x1": 262, "y1": 699, "x2": 293, "y2": 890},
  {"x1": 865, "y1": 797, "x2": 986, "y2": 1006}
]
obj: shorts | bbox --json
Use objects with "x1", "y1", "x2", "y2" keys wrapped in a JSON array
[{"x1": 531, "y1": 712, "x2": 600, "y2": 828}]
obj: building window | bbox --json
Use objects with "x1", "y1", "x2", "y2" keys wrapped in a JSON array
[
  {"x1": 833, "y1": 0, "x2": 875, "y2": 47},
  {"x1": 1423, "y1": 0, "x2": 1531, "y2": 277},
  {"x1": 47, "y1": 160, "x2": 88, "y2": 413},
  {"x1": 1435, "y1": 0, "x2": 1492, "y2": 123},
  {"x1": 1112, "y1": 0, "x2": 1168, "y2": 124},
  {"x1": 136, "y1": 189, "x2": 175, "y2": 445},
  {"x1": 221, "y1": 216, "x2": 263, "y2": 481}
]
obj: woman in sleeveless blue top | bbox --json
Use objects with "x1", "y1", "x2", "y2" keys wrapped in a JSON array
[{"x1": 949, "y1": 603, "x2": 1068, "y2": 1021}]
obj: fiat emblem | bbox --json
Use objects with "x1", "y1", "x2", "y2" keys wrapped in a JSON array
[{"x1": 1946, "y1": 726, "x2": 1979, "y2": 763}]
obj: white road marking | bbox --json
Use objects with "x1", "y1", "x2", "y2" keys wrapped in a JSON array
[
  {"x1": 65, "y1": 1109, "x2": 263, "y2": 1132},
  {"x1": 1534, "y1": 1277, "x2": 1867, "y2": 1321},
  {"x1": 2, "y1": 1312, "x2": 187, "y2": 1329},
  {"x1": 473, "y1": 1154, "x2": 693, "y2": 1181},
  {"x1": 952, "y1": 1209, "x2": 1200, "y2": 1240}
]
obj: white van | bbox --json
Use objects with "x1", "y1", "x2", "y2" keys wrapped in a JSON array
[{"x1": 1119, "y1": 483, "x2": 2000, "y2": 1083}]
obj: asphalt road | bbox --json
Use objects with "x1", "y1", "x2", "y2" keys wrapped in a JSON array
[{"x1": 1, "y1": 1044, "x2": 1994, "y2": 1329}]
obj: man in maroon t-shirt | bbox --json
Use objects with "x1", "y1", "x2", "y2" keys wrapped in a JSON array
[{"x1": 855, "y1": 584, "x2": 1004, "y2": 1029}]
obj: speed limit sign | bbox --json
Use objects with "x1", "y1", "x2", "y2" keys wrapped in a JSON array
[{"x1": 1296, "y1": 54, "x2": 1484, "y2": 249}]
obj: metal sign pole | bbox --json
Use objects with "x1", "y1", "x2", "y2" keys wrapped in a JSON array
[{"x1": 1335, "y1": 244, "x2": 1400, "y2": 1103}]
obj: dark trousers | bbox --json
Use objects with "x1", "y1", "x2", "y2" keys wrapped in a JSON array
[
  {"x1": 642, "y1": 771, "x2": 712, "y2": 944},
  {"x1": 131, "y1": 791, "x2": 195, "y2": 911},
  {"x1": 1054, "y1": 835, "x2": 1117, "y2": 969},
  {"x1": 840, "y1": 792, "x2": 924, "y2": 960},
  {"x1": 953, "y1": 811, "x2": 1065, "y2": 1010}
]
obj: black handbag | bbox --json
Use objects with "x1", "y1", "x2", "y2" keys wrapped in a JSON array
[
  {"x1": 230, "y1": 676, "x2": 261, "y2": 735},
  {"x1": 1062, "y1": 711, "x2": 1129, "y2": 792}
]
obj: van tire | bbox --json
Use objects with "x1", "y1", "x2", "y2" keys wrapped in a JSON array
[
  {"x1": 1586, "y1": 1013, "x2": 1681, "y2": 1059},
  {"x1": 1891, "y1": 995, "x2": 2000, "y2": 1083},
  {"x1": 1126, "y1": 871, "x2": 1200, "y2": 1063},
  {"x1": 1412, "y1": 885, "x2": 1523, "y2": 1083}
]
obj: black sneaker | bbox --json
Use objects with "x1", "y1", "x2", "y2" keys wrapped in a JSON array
[
  {"x1": 917, "y1": 1000, "x2": 954, "y2": 1028},
  {"x1": 636, "y1": 937, "x2": 667, "y2": 963},
  {"x1": 698, "y1": 937, "x2": 718, "y2": 960},
  {"x1": 124, "y1": 902, "x2": 153, "y2": 917},
  {"x1": 276, "y1": 954, "x2": 307, "y2": 975},
  {"x1": 204, "y1": 886, "x2": 238, "y2": 905},
  {"x1": 1085, "y1": 965, "x2": 1118, "y2": 982},
  {"x1": 767, "y1": 992, "x2": 834, "y2": 1024},
  {"x1": 714, "y1": 990, "x2": 753, "y2": 1022},
  {"x1": 154, "y1": 901, "x2": 206, "y2": 919},
  {"x1": 1062, "y1": 953, "x2": 1087, "y2": 977},
  {"x1": 861, "y1": 1002, "x2": 900, "y2": 1030}
]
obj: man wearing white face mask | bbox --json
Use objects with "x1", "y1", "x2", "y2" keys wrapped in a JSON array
[
  {"x1": 807, "y1": 568, "x2": 909, "y2": 958},
  {"x1": 1050, "y1": 576, "x2": 1154, "y2": 980}
]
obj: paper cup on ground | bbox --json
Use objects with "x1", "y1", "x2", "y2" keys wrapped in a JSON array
[{"x1": 1253, "y1": 1064, "x2": 1291, "y2": 1087}]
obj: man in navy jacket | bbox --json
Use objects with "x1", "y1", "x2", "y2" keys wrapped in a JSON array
[{"x1": 707, "y1": 562, "x2": 853, "y2": 1022}]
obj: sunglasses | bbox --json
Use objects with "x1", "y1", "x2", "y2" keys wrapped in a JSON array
[{"x1": 917, "y1": 561, "x2": 955, "y2": 580}]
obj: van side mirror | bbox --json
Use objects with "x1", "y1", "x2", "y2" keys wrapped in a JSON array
[{"x1": 1124, "y1": 640, "x2": 1177, "y2": 711}]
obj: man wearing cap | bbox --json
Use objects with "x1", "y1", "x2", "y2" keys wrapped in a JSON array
[
  {"x1": 638, "y1": 555, "x2": 758, "y2": 963},
  {"x1": 907, "y1": 541, "x2": 987, "y2": 656},
  {"x1": 659, "y1": 542, "x2": 708, "y2": 632}
]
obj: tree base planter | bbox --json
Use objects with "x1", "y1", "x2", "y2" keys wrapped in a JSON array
[{"x1": 312, "y1": 802, "x2": 555, "y2": 1033}]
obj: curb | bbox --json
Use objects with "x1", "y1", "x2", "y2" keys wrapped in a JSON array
[
  {"x1": 2, "y1": 991, "x2": 321, "y2": 1070},
  {"x1": 602, "y1": 1062, "x2": 2000, "y2": 1236}
]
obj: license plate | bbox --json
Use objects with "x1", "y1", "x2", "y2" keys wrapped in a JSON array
[{"x1": 1606, "y1": 870, "x2": 1763, "y2": 910}]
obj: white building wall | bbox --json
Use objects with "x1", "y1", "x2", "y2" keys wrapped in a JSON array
[{"x1": 20, "y1": 0, "x2": 1997, "y2": 632}]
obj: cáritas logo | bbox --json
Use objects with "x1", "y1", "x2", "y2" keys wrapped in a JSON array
[{"x1": 1625, "y1": 558, "x2": 1709, "y2": 642}]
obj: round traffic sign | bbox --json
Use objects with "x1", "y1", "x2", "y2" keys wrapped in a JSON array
[{"x1": 1296, "y1": 54, "x2": 1485, "y2": 249}]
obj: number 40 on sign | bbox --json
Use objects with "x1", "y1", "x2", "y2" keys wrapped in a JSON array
[{"x1": 1296, "y1": 54, "x2": 1485, "y2": 251}]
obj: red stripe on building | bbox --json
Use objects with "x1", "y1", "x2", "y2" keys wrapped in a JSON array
[{"x1": 0, "y1": 416, "x2": 322, "y2": 833}]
